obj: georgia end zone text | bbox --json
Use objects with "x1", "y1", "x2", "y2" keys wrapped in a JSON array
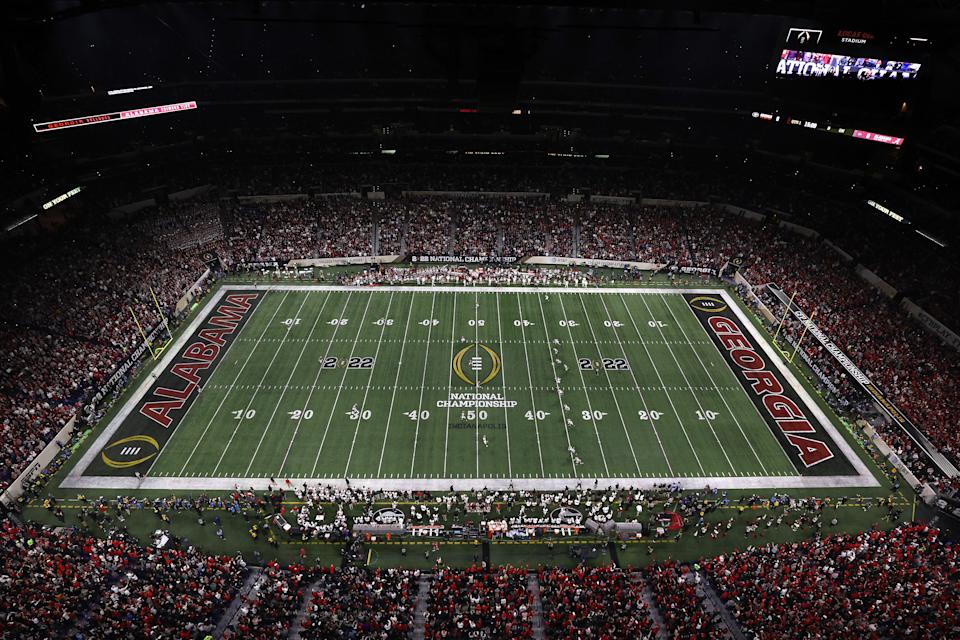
[{"x1": 684, "y1": 293, "x2": 856, "y2": 477}]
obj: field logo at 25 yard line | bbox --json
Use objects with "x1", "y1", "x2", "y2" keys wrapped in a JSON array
[
  {"x1": 86, "y1": 291, "x2": 263, "y2": 476},
  {"x1": 683, "y1": 293, "x2": 854, "y2": 474}
]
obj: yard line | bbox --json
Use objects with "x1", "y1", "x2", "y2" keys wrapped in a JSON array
[
  {"x1": 442, "y1": 294, "x2": 458, "y2": 477},
  {"x1": 211, "y1": 291, "x2": 311, "y2": 475},
  {"x1": 595, "y1": 294, "x2": 674, "y2": 475},
  {"x1": 376, "y1": 292, "x2": 418, "y2": 476},
  {"x1": 343, "y1": 291, "x2": 396, "y2": 475},
  {"x1": 310, "y1": 292, "x2": 375, "y2": 477},
  {"x1": 473, "y1": 290, "x2": 480, "y2": 477},
  {"x1": 576, "y1": 293, "x2": 642, "y2": 475},
  {"x1": 408, "y1": 292, "x2": 437, "y2": 475},
  {"x1": 515, "y1": 292, "x2": 547, "y2": 476},
  {"x1": 494, "y1": 292, "x2": 513, "y2": 477},
  {"x1": 618, "y1": 293, "x2": 705, "y2": 474},
  {"x1": 242, "y1": 291, "x2": 333, "y2": 476},
  {"x1": 552, "y1": 294, "x2": 609, "y2": 476},
  {"x1": 666, "y1": 294, "x2": 785, "y2": 474},
  {"x1": 635, "y1": 294, "x2": 736, "y2": 473},
  {"x1": 176, "y1": 290, "x2": 288, "y2": 475}
]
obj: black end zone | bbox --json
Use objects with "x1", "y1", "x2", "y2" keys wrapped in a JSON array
[
  {"x1": 684, "y1": 293, "x2": 857, "y2": 476},
  {"x1": 84, "y1": 291, "x2": 264, "y2": 476}
]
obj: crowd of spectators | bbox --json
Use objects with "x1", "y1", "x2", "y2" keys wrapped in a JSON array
[
  {"x1": 6, "y1": 512, "x2": 954, "y2": 639},
  {"x1": 0, "y1": 517, "x2": 247, "y2": 639},
  {"x1": 647, "y1": 561, "x2": 727, "y2": 639},
  {"x1": 299, "y1": 566, "x2": 416, "y2": 639},
  {"x1": 223, "y1": 561, "x2": 315, "y2": 640},
  {"x1": 539, "y1": 566, "x2": 658, "y2": 639},
  {"x1": 704, "y1": 523, "x2": 960, "y2": 639},
  {"x1": 424, "y1": 566, "x2": 534, "y2": 639}
]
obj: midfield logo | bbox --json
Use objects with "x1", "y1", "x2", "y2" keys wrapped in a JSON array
[{"x1": 452, "y1": 342, "x2": 502, "y2": 386}]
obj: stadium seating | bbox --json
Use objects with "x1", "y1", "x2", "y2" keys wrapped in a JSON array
[
  {"x1": 1, "y1": 194, "x2": 959, "y2": 497},
  {"x1": 2, "y1": 517, "x2": 956, "y2": 639}
]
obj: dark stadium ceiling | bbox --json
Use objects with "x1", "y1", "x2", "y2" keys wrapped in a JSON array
[{"x1": 2, "y1": 1, "x2": 960, "y2": 223}]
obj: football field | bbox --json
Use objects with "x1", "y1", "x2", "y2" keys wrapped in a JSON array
[{"x1": 64, "y1": 284, "x2": 877, "y2": 491}]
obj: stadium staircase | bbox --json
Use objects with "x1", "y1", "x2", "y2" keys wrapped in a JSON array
[
  {"x1": 287, "y1": 576, "x2": 326, "y2": 639},
  {"x1": 632, "y1": 572, "x2": 669, "y2": 640},
  {"x1": 214, "y1": 566, "x2": 263, "y2": 639},
  {"x1": 526, "y1": 572, "x2": 547, "y2": 640},
  {"x1": 696, "y1": 569, "x2": 747, "y2": 640},
  {"x1": 411, "y1": 573, "x2": 432, "y2": 640}
]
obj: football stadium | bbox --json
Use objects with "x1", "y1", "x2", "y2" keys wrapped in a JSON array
[{"x1": 1, "y1": 2, "x2": 959, "y2": 639}]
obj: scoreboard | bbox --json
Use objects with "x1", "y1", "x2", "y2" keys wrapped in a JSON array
[{"x1": 33, "y1": 101, "x2": 197, "y2": 133}]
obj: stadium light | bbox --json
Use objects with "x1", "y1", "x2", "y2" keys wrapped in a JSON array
[
  {"x1": 5, "y1": 214, "x2": 38, "y2": 232},
  {"x1": 916, "y1": 229, "x2": 947, "y2": 247},
  {"x1": 107, "y1": 85, "x2": 154, "y2": 96}
]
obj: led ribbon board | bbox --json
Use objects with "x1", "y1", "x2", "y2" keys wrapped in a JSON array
[
  {"x1": 33, "y1": 101, "x2": 197, "y2": 133},
  {"x1": 777, "y1": 50, "x2": 921, "y2": 80}
]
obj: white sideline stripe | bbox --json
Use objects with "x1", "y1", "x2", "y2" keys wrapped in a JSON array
[
  {"x1": 311, "y1": 293, "x2": 375, "y2": 477},
  {"x1": 376, "y1": 292, "x2": 417, "y2": 476},
  {"x1": 636, "y1": 293, "x2": 737, "y2": 473},
  {"x1": 662, "y1": 293, "x2": 772, "y2": 474},
  {"x1": 62, "y1": 474, "x2": 882, "y2": 491},
  {"x1": 343, "y1": 291, "x2": 396, "y2": 475},
  {"x1": 242, "y1": 291, "x2": 332, "y2": 476},
  {"x1": 278, "y1": 292, "x2": 354, "y2": 475},
  {"x1": 408, "y1": 292, "x2": 437, "y2": 475},
  {"x1": 555, "y1": 294, "x2": 610, "y2": 475},
  {"x1": 211, "y1": 292, "x2": 311, "y2": 475},
  {"x1": 576, "y1": 292, "x2": 642, "y2": 475},
  {"x1": 720, "y1": 289, "x2": 876, "y2": 485},
  {"x1": 596, "y1": 293, "x2": 674, "y2": 475}
]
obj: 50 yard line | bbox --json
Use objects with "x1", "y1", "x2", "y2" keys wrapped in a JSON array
[{"x1": 473, "y1": 290, "x2": 480, "y2": 477}]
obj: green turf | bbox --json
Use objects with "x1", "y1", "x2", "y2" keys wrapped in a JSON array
[{"x1": 69, "y1": 285, "x2": 867, "y2": 487}]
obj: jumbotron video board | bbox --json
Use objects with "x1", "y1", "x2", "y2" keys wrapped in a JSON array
[{"x1": 775, "y1": 26, "x2": 929, "y2": 81}]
